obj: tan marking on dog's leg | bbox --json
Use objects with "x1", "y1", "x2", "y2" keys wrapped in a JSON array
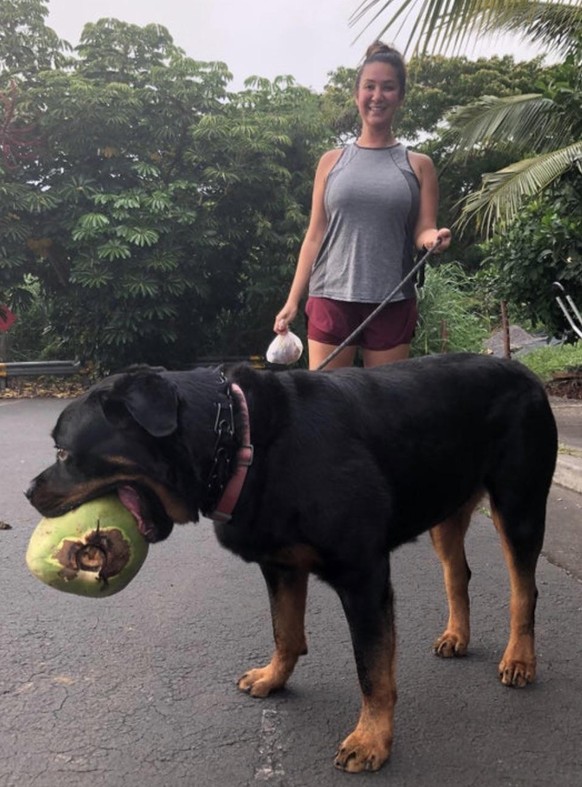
[
  {"x1": 238, "y1": 569, "x2": 308, "y2": 698},
  {"x1": 430, "y1": 496, "x2": 479, "y2": 658},
  {"x1": 334, "y1": 620, "x2": 396, "y2": 773},
  {"x1": 491, "y1": 504, "x2": 538, "y2": 687}
]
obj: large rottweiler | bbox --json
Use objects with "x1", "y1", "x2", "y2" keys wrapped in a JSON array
[{"x1": 27, "y1": 352, "x2": 558, "y2": 773}]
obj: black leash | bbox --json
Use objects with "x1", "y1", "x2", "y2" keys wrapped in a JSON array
[{"x1": 316, "y1": 240, "x2": 442, "y2": 371}]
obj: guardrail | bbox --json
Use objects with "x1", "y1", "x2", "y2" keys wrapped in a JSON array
[{"x1": 0, "y1": 360, "x2": 82, "y2": 390}]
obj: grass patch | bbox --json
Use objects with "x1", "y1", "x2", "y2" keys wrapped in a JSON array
[{"x1": 518, "y1": 343, "x2": 582, "y2": 382}]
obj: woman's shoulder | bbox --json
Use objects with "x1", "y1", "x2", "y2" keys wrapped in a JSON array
[
  {"x1": 406, "y1": 149, "x2": 435, "y2": 168},
  {"x1": 318, "y1": 146, "x2": 346, "y2": 169},
  {"x1": 405, "y1": 148, "x2": 436, "y2": 181},
  {"x1": 406, "y1": 148, "x2": 432, "y2": 164},
  {"x1": 311, "y1": 147, "x2": 347, "y2": 184}
]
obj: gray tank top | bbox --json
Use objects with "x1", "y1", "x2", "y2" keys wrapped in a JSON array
[{"x1": 309, "y1": 142, "x2": 420, "y2": 302}]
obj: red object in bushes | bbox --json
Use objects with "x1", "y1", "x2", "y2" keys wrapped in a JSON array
[{"x1": 0, "y1": 305, "x2": 16, "y2": 332}]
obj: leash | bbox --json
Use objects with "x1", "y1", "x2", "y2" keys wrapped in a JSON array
[{"x1": 315, "y1": 240, "x2": 442, "y2": 371}]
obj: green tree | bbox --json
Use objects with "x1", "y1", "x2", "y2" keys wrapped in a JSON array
[
  {"x1": 0, "y1": 0, "x2": 67, "y2": 79},
  {"x1": 188, "y1": 75, "x2": 334, "y2": 356},
  {"x1": 483, "y1": 175, "x2": 582, "y2": 336},
  {"x1": 448, "y1": 50, "x2": 582, "y2": 234},
  {"x1": 0, "y1": 0, "x2": 68, "y2": 313},
  {"x1": 1, "y1": 15, "x2": 331, "y2": 369}
]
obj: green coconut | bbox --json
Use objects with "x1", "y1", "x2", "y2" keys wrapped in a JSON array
[{"x1": 26, "y1": 493, "x2": 149, "y2": 597}]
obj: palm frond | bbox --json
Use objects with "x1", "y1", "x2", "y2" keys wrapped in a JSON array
[
  {"x1": 447, "y1": 93, "x2": 576, "y2": 155},
  {"x1": 350, "y1": 1, "x2": 582, "y2": 57},
  {"x1": 494, "y1": 3, "x2": 582, "y2": 58},
  {"x1": 456, "y1": 141, "x2": 582, "y2": 235}
]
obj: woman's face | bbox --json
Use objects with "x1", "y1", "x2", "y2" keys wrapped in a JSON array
[{"x1": 355, "y1": 62, "x2": 404, "y2": 129}]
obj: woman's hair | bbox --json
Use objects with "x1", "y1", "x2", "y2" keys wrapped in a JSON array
[{"x1": 355, "y1": 41, "x2": 407, "y2": 97}]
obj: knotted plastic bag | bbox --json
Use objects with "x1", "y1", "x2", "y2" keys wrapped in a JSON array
[{"x1": 266, "y1": 331, "x2": 303, "y2": 365}]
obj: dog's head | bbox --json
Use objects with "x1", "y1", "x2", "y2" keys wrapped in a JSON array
[{"x1": 26, "y1": 368, "x2": 213, "y2": 543}]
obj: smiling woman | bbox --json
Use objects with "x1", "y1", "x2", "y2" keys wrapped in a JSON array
[{"x1": 273, "y1": 40, "x2": 451, "y2": 370}]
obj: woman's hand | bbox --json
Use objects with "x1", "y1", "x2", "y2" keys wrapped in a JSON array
[
  {"x1": 419, "y1": 228, "x2": 451, "y2": 253},
  {"x1": 273, "y1": 302, "x2": 298, "y2": 334},
  {"x1": 434, "y1": 228, "x2": 452, "y2": 251}
]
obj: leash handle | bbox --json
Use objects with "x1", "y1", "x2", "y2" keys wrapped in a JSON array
[{"x1": 315, "y1": 240, "x2": 442, "y2": 371}]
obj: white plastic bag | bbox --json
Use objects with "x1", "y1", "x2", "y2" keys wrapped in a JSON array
[{"x1": 266, "y1": 331, "x2": 303, "y2": 365}]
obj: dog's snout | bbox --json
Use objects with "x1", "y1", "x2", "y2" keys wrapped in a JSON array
[{"x1": 25, "y1": 475, "x2": 42, "y2": 504}]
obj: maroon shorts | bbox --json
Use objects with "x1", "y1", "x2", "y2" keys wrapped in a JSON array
[{"x1": 305, "y1": 296, "x2": 418, "y2": 351}]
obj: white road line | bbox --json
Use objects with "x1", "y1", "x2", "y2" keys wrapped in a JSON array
[{"x1": 254, "y1": 708, "x2": 287, "y2": 783}]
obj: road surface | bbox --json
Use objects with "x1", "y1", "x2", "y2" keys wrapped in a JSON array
[{"x1": 1, "y1": 397, "x2": 581, "y2": 786}]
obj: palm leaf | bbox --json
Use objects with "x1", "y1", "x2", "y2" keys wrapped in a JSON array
[
  {"x1": 350, "y1": 1, "x2": 582, "y2": 57},
  {"x1": 447, "y1": 93, "x2": 576, "y2": 155},
  {"x1": 456, "y1": 141, "x2": 582, "y2": 234},
  {"x1": 489, "y1": 3, "x2": 582, "y2": 57}
]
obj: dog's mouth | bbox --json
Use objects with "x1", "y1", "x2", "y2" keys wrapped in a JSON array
[
  {"x1": 117, "y1": 484, "x2": 174, "y2": 544},
  {"x1": 28, "y1": 476, "x2": 176, "y2": 544}
]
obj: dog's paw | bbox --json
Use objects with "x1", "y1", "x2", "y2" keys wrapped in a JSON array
[
  {"x1": 334, "y1": 730, "x2": 391, "y2": 773},
  {"x1": 498, "y1": 658, "x2": 536, "y2": 687},
  {"x1": 237, "y1": 666, "x2": 284, "y2": 698},
  {"x1": 433, "y1": 630, "x2": 468, "y2": 658}
]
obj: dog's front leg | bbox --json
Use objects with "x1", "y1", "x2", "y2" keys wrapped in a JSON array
[
  {"x1": 334, "y1": 562, "x2": 396, "y2": 773},
  {"x1": 238, "y1": 564, "x2": 308, "y2": 698}
]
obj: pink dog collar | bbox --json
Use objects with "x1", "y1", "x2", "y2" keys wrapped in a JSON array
[{"x1": 211, "y1": 383, "x2": 253, "y2": 524}]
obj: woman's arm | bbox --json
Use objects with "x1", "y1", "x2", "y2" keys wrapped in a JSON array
[
  {"x1": 408, "y1": 151, "x2": 451, "y2": 252},
  {"x1": 274, "y1": 149, "x2": 343, "y2": 333}
]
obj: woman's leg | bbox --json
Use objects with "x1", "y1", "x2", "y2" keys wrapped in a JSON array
[
  {"x1": 308, "y1": 340, "x2": 357, "y2": 370},
  {"x1": 362, "y1": 344, "x2": 410, "y2": 367}
]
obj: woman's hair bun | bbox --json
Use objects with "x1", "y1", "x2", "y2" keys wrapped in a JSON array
[{"x1": 365, "y1": 40, "x2": 396, "y2": 60}]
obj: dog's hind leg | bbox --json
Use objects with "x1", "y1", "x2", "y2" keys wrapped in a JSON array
[
  {"x1": 430, "y1": 496, "x2": 479, "y2": 658},
  {"x1": 333, "y1": 560, "x2": 396, "y2": 773},
  {"x1": 487, "y1": 389, "x2": 556, "y2": 687},
  {"x1": 238, "y1": 564, "x2": 308, "y2": 698},
  {"x1": 490, "y1": 496, "x2": 546, "y2": 688}
]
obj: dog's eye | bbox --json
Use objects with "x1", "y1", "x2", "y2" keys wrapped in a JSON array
[{"x1": 56, "y1": 448, "x2": 70, "y2": 462}]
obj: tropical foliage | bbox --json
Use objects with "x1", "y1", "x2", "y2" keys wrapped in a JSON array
[
  {"x1": 2, "y1": 0, "x2": 580, "y2": 371},
  {"x1": 351, "y1": 0, "x2": 582, "y2": 59},
  {"x1": 0, "y1": 3, "x2": 332, "y2": 369},
  {"x1": 483, "y1": 174, "x2": 582, "y2": 336}
]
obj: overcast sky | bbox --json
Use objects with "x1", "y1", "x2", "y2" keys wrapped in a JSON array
[{"x1": 46, "y1": 0, "x2": 545, "y2": 91}]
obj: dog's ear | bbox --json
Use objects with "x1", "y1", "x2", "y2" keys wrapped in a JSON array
[{"x1": 100, "y1": 372, "x2": 178, "y2": 437}]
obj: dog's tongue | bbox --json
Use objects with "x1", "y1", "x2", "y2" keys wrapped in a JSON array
[{"x1": 117, "y1": 486, "x2": 158, "y2": 543}]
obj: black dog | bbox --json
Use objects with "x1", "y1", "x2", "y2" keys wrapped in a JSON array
[{"x1": 27, "y1": 353, "x2": 558, "y2": 773}]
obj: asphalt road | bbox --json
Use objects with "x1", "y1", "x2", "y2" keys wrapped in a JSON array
[{"x1": 1, "y1": 397, "x2": 581, "y2": 787}]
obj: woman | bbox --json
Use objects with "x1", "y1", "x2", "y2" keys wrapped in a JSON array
[{"x1": 274, "y1": 41, "x2": 451, "y2": 370}]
